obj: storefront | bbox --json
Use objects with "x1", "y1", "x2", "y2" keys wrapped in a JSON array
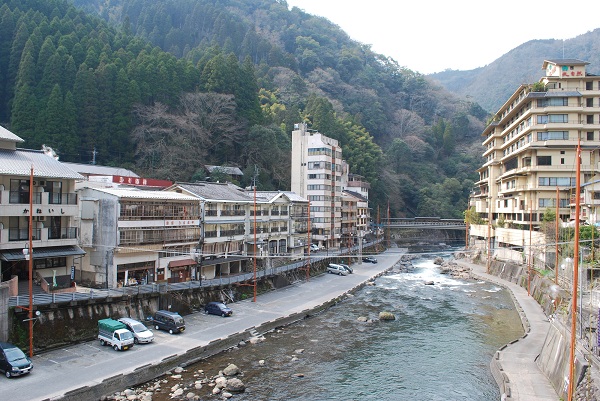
[
  {"x1": 167, "y1": 258, "x2": 195, "y2": 283},
  {"x1": 116, "y1": 261, "x2": 155, "y2": 286}
]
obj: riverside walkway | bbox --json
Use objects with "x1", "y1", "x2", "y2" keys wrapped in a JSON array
[
  {"x1": 3, "y1": 250, "x2": 403, "y2": 401},
  {"x1": 456, "y1": 259, "x2": 559, "y2": 401}
]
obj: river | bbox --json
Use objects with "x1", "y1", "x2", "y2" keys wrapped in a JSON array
[{"x1": 133, "y1": 251, "x2": 524, "y2": 401}]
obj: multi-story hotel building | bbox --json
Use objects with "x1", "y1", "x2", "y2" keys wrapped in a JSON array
[
  {"x1": 291, "y1": 123, "x2": 343, "y2": 249},
  {"x1": 77, "y1": 187, "x2": 201, "y2": 288},
  {"x1": 470, "y1": 59, "x2": 600, "y2": 264},
  {"x1": 0, "y1": 126, "x2": 85, "y2": 292}
]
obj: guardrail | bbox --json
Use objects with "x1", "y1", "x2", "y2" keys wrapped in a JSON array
[{"x1": 8, "y1": 240, "x2": 381, "y2": 307}]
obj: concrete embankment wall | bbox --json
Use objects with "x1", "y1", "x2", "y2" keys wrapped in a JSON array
[
  {"x1": 56, "y1": 265, "x2": 392, "y2": 401},
  {"x1": 479, "y1": 259, "x2": 588, "y2": 400}
]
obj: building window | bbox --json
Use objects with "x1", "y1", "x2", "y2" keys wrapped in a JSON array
[
  {"x1": 537, "y1": 156, "x2": 552, "y2": 166},
  {"x1": 588, "y1": 132, "x2": 594, "y2": 140},
  {"x1": 537, "y1": 97, "x2": 568, "y2": 107},
  {"x1": 537, "y1": 114, "x2": 568, "y2": 124},
  {"x1": 537, "y1": 131, "x2": 568, "y2": 141},
  {"x1": 538, "y1": 177, "x2": 576, "y2": 186},
  {"x1": 587, "y1": 115, "x2": 594, "y2": 124},
  {"x1": 586, "y1": 98, "x2": 594, "y2": 107}
]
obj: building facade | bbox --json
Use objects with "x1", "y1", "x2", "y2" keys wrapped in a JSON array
[
  {"x1": 0, "y1": 126, "x2": 85, "y2": 292},
  {"x1": 470, "y1": 59, "x2": 600, "y2": 264},
  {"x1": 77, "y1": 187, "x2": 201, "y2": 288},
  {"x1": 291, "y1": 123, "x2": 343, "y2": 249}
]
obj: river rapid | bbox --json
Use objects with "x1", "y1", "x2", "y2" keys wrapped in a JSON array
[{"x1": 133, "y1": 251, "x2": 524, "y2": 401}]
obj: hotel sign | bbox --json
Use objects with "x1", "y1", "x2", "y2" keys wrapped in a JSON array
[{"x1": 112, "y1": 175, "x2": 173, "y2": 187}]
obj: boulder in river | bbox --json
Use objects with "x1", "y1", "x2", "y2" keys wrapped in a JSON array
[{"x1": 379, "y1": 311, "x2": 396, "y2": 321}]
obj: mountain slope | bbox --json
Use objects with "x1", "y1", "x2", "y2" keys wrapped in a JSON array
[
  {"x1": 1, "y1": 0, "x2": 488, "y2": 218},
  {"x1": 429, "y1": 29, "x2": 600, "y2": 112}
]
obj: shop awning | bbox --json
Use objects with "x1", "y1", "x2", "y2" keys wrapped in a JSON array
[
  {"x1": 0, "y1": 245, "x2": 85, "y2": 262},
  {"x1": 168, "y1": 258, "x2": 196, "y2": 269}
]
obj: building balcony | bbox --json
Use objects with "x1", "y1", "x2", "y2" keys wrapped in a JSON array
[
  {"x1": 1, "y1": 227, "x2": 78, "y2": 249},
  {"x1": 0, "y1": 190, "x2": 79, "y2": 217}
]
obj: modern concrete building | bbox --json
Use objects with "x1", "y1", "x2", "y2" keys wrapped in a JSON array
[
  {"x1": 0, "y1": 126, "x2": 85, "y2": 292},
  {"x1": 291, "y1": 123, "x2": 343, "y2": 249},
  {"x1": 254, "y1": 190, "x2": 310, "y2": 261},
  {"x1": 77, "y1": 187, "x2": 201, "y2": 288},
  {"x1": 470, "y1": 59, "x2": 600, "y2": 266},
  {"x1": 166, "y1": 182, "x2": 253, "y2": 276}
]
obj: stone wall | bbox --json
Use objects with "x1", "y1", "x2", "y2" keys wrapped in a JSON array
[{"x1": 484, "y1": 259, "x2": 594, "y2": 400}]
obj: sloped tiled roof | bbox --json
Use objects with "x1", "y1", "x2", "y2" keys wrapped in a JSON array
[
  {"x1": 0, "y1": 125, "x2": 24, "y2": 142},
  {"x1": 343, "y1": 189, "x2": 368, "y2": 202},
  {"x1": 63, "y1": 162, "x2": 139, "y2": 178},
  {"x1": 172, "y1": 182, "x2": 253, "y2": 202},
  {"x1": 89, "y1": 187, "x2": 198, "y2": 201},
  {"x1": 0, "y1": 148, "x2": 84, "y2": 179},
  {"x1": 255, "y1": 190, "x2": 308, "y2": 203}
]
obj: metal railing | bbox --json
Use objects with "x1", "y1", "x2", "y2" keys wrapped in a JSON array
[{"x1": 8, "y1": 240, "x2": 382, "y2": 307}]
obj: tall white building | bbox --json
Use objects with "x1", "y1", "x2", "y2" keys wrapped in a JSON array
[
  {"x1": 291, "y1": 123, "x2": 343, "y2": 249},
  {"x1": 470, "y1": 59, "x2": 600, "y2": 265}
]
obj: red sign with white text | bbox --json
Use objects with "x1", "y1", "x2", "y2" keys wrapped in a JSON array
[{"x1": 112, "y1": 175, "x2": 172, "y2": 187}]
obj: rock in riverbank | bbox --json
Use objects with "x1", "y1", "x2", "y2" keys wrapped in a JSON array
[{"x1": 439, "y1": 260, "x2": 472, "y2": 279}]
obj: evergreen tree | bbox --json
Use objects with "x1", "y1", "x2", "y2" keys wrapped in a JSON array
[{"x1": 10, "y1": 82, "x2": 38, "y2": 144}]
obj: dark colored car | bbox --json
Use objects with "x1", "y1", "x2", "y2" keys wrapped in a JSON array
[
  {"x1": 0, "y1": 342, "x2": 33, "y2": 378},
  {"x1": 204, "y1": 302, "x2": 233, "y2": 317},
  {"x1": 363, "y1": 256, "x2": 378, "y2": 263},
  {"x1": 152, "y1": 310, "x2": 185, "y2": 334}
]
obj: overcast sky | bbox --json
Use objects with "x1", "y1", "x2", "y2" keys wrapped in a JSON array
[{"x1": 285, "y1": 0, "x2": 600, "y2": 74}]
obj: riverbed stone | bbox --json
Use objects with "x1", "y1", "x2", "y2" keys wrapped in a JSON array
[
  {"x1": 379, "y1": 311, "x2": 396, "y2": 320},
  {"x1": 357, "y1": 316, "x2": 368, "y2": 322},
  {"x1": 174, "y1": 367, "x2": 184, "y2": 374},
  {"x1": 258, "y1": 359, "x2": 265, "y2": 366},
  {"x1": 172, "y1": 388, "x2": 184, "y2": 397},
  {"x1": 225, "y1": 378, "x2": 246, "y2": 393},
  {"x1": 215, "y1": 376, "x2": 228, "y2": 388},
  {"x1": 223, "y1": 363, "x2": 241, "y2": 376}
]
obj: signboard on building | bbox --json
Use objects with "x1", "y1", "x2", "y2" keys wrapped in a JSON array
[{"x1": 112, "y1": 175, "x2": 172, "y2": 187}]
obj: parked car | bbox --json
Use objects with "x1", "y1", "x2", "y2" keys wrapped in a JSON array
[
  {"x1": 204, "y1": 302, "x2": 233, "y2": 317},
  {"x1": 310, "y1": 244, "x2": 319, "y2": 252},
  {"x1": 363, "y1": 256, "x2": 378, "y2": 263},
  {"x1": 339, "y1": 263, "x2": 353, "y2": 274},
  {"x1": 118, "y1": 318, "x2": 155, "y2": 344},
  {"x1": 98, "y1": 319, "x2": 134, "y2": 351},
  {"x1": 0, "y1": 342, "x2": 33, "y2": 378},
  {"x1": 152, "y1": 310, "x2": 185, "y2": 334},
  {"x1": 327, "y1": 263, "x2": 348, "y2": 276}
]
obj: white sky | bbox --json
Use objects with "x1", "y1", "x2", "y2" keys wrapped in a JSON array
[{"x1": 286, "y1": 0, "x2": 600, "y2": 74}]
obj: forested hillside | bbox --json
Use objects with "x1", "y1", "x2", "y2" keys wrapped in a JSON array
[
  {"x1": 430, "y1": 29, "x2": 600, "y2": 112},
  {"x1": 0, "y1": 0, "x2": 488, "y2": 218}
]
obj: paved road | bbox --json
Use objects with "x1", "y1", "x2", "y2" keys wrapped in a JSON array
[
  {"x1": 456, "y1": 259, "x2": 559, "y2": 401},
  {"x1": 3, "y1": 252, "x2": 401, "y2": 401}
]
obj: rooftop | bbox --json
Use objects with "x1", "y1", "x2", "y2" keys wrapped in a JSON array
[
  {"x1": 0, "y1": 148, "x2": 85, "y2": 180},
  {"x1": 171, "y1": 182, "x2": 254, "y2": 202}
]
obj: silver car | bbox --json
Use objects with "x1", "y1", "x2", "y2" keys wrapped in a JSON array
[
  {"x1": 118, "y1": 318, "x2": 154, "y2": 344},
  {"x1": 327, "y1": 263, "x2": 348, "y2": 276}
]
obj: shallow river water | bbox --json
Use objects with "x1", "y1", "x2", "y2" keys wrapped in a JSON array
[{"x1": 135, "y1": 252, "x2": 524, "y2": 401}]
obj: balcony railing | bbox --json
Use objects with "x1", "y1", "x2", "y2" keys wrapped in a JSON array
[
  {"x1": 8, "y1": 192, "x2": 77, "y2": 205},
  {"x1": 9, "y1": 228, "x2": 41, "y2": 241},
  {"x1": 220, "y1": 210, "x2": 246, "y2": 216},
  {"x1": 48, "y1": 227, "x2": 78, "y2": 240},
  {"x1": 205, "y1": 210, "x2": 218, "y2": 216}
]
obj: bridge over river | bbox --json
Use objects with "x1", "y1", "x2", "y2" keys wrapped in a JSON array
[{"x1": 378, "y1": 217, "x2": 466, "y2": 230}]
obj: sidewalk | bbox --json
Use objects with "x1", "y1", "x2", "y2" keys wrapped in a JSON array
[
  {"x1": 456, "y1": 259, "x2": 559, "y2": 401},
  {"x1": 3, "y1": 251, "x2": 401, "y2": 401}
]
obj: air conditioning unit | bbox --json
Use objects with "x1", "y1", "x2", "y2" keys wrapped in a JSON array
[
  {"x1": 35, "y1": 216, "x2": 46, "y2": 222},
  {"x1": 37, "y1": 180, "x2": 46, "y2": 187}
]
